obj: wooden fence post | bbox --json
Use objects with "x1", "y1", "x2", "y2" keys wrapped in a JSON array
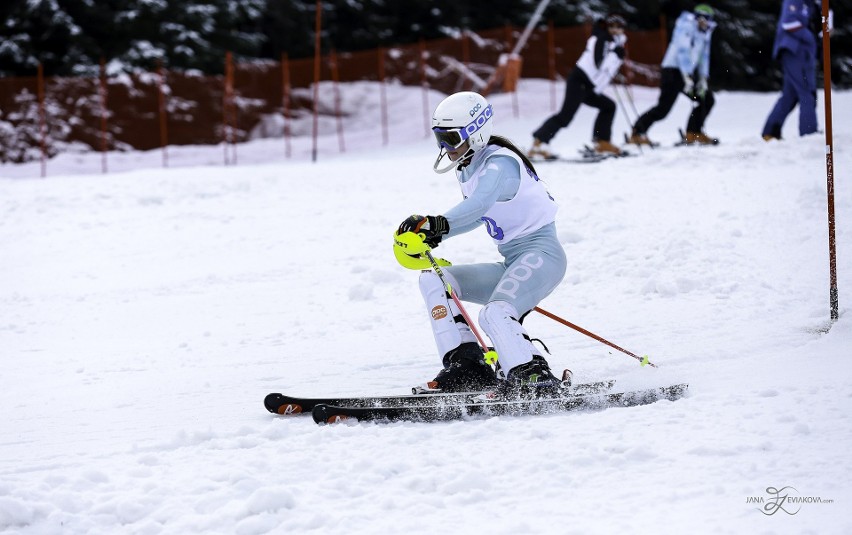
[
  {"x1": 330, "y1": 49, "x2": 345, "y2": 152},
  {"x1": 419, "y1": 39, "x2": 430, "y2": 137},
  {"x1": 378, "y1": 47, "x2": 389, "y2": 146},
  {"x1": 461, "y1": 31, "x2": 471, "y2": 91},
  {"x1": 548, "y1": 21, "x2": 557, "y2": 112},
  {"x1": 281, "y1": 52, "x2": 292, "y2": 158},
  {"x1": 505, "y1": 24, "x2": 519, "y2": 118},
  {"x1": 37, "y1": 62, "x2": 46, "y2": 178},
  {"x1": 99, "y1": 58, "x2": 108, "y2": 173},
  {"x1": 223, "y1": 51, "x2": 236, "y2": 165},
  {"x1": 157, "y1": 60, "x2": 169, "y2": 168},
  {"x1": 311, "y1": 0, "x2": 322, "y2": 162}
]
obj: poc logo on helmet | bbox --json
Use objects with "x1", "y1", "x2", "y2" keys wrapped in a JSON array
[
  {"x1": 468, "y1": 103, "x2": 482, "y2": 117},
  {"x1": 464, "y1": 104, "x2": 492, "y2": 138}
]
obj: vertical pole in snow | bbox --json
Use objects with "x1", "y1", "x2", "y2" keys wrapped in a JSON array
[
  {"x1": 99, "y1": 58, "x2": 108, "y2": 174},
  {"x1": 378, "y1": 47, "x2": 389, "y2": 146},
  {"x1": 311, "y1": 0, "x2": 322, "y2": 163},
  {"x1": 547, "y1": 21, "x2": 557, "y2": 112},
  {"x1": 281, "y1": 52, "x2": 291, "y2": 158},
  {"x1": 229, "y1": 56, "x2": 237, "y2": 165},
  {"x1": 419, "y1": 39, "x2": 430, "y2": 137},
  {"x1": 329, "y1": 49, "x2": 345, "y2": 152},
  {"x1": 37, "y1": 62, "x2": 46, "y2": 178},
  {"x1": 821, "y1": 0, "x2": 839, "y2": 322},
  {"x1": 223, "y1": 53, "x2": 229, "y2": 165},
  {"x1": 505, "y1": 24, "x2": 519, "y2": 118},
  {"x1": 223, "y1": 51, "x2": 233, "y2": 165},
  {"x1": 157, "y1": 60, "x2": 169, "y2": 168},
  {"x1": 461, "y1": 31, "x2": 470, "y2": 92}
]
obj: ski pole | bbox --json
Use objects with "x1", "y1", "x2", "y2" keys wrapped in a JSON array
[
  {"x1": 532, "y1": 306, "x2": 657, "y2": 368},
  {"x1": 612, "y1": 83, "x2": 643, "y2": 154},
  {"x1": 613, "y1": 82, "x2": 636, "y2": 127},
  {"x1": 423, "y1": 249, "x2": 499, "y2": 365},
  {"x1": 622, "y1": 78, "x2": 642, "y2": 123},
  {"x1": 620, "y1": 49, "x2": 642, "y2": 122}
]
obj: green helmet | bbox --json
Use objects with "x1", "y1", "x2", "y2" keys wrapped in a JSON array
[{"x1": 694, "y1": 4, "x2": 715, "y2": 19}]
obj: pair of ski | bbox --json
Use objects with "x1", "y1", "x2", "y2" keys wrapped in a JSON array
[
  {"x1": 536, "y1": 130, "x2": 721, "y2": 165},
  {"x1": 265, "y1": 380, "x2": 688, "y2": 424},
  {"x1": 534, "y1": 147, "x2": 633, "y2": 164}
]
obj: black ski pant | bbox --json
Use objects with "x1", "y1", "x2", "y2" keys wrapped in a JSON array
[
  {"x1": 532, "y1": 68, "x2": 616, "y2": 144},
  {"x1": 633, "y1": 67, "x2": 715, "y2": 135}
]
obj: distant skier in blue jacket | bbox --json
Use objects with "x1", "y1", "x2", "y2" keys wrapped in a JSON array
[
  {"x1": 629, "y1": 4, "x2": 718, "y2": 146},
  {"x1": 761, "y1": 0, "x2": 818, "y2": 140}
]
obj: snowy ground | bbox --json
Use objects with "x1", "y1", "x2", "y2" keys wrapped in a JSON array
[{"x1": 1, "y1": 80, "x2": 851, "y2": 534}]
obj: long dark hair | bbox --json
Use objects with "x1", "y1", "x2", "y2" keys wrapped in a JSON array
[{"x1": 487, "y1": 135, "x2": 539, "y2": 176}]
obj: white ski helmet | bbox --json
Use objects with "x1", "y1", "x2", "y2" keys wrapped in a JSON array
[{"x1": 430, "y1": 91, "x2": 493, "y2": 173}]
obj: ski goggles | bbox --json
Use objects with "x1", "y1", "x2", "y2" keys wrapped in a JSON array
[
  {"x1": 433, "y1": 127, "x2": 467, "y2": 150},
  {"x1": 432, "y1": 104, "x2": 493, "y2": 150}
]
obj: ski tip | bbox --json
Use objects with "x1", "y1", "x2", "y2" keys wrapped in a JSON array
[
  {"x1": 264, "y1": 393, "x2": 304, "y2": 415},
  {"x1": 264, "y1": 393, "x2": 283, "y2": 413},
  {"x1": 312, "y1": 404, "x2": 357, "y2": 425}
]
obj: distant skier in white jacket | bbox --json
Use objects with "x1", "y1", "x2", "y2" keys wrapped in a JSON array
[{"x1": 528, "y1": 13, "x2": 627, "y2": 160}]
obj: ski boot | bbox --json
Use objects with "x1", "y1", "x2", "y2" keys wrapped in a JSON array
[
  {"x1": 685, "y1": 131, "x2": 719, "y2": 145},
  {"x1": 498, "y1": 355, "x2": 563, "y2": 399},
  {"x1": 527, "y1": 138, "x2": 558, "y2": 161},
  {"x1": 427, "y1": 342, "x2": 497, "y2": 393},
  {"x1": 762, "y1": 125, "x2": 782, "y2": 142},
  {"x1": 593, "y1": 139, "x2": 624, "y2": 156},
  {"x1": 626, "y1": 131, "x2": 655, "y2": 146}
]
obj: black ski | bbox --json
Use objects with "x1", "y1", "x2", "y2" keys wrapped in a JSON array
[
  {"x1": 312, "y1": 383, "x2": 688, "y2": 424},
  {"x1": 531, "y1": 148, "x2": 632, "y2": 164},
  {"x1": 265, "y1": 379, "x2": 615, "y2": 416},
  {"x1": 532, "y1": 155, "x2": 608, "y2": 164},
  {"x1": 264, "y1": 390, "x2": 480, "y2": 415},
  {"x1": 580, "y1": 145, "x2": 633, "y2": 159}
]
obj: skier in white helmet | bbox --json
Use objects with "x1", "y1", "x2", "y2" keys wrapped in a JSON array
[{"x1": 395, "y1": 91, "x2": 567, "y2": 397}]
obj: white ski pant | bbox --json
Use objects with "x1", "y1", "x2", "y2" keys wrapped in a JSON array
[{"x1": 419, "y1": 246, "x2": 566, "y2": 375}]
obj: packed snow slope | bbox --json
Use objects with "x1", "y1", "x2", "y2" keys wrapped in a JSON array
[{"x1": 1, "y1": 81, "x2": 851, "y2": 534}]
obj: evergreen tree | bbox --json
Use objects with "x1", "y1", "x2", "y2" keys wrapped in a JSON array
[
  {"x1": 0, "y1": 0, "x2": 86, "y2": 75},
  {"x1": 0, "y1": 0, "x2": 850, "y2": 87}
]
